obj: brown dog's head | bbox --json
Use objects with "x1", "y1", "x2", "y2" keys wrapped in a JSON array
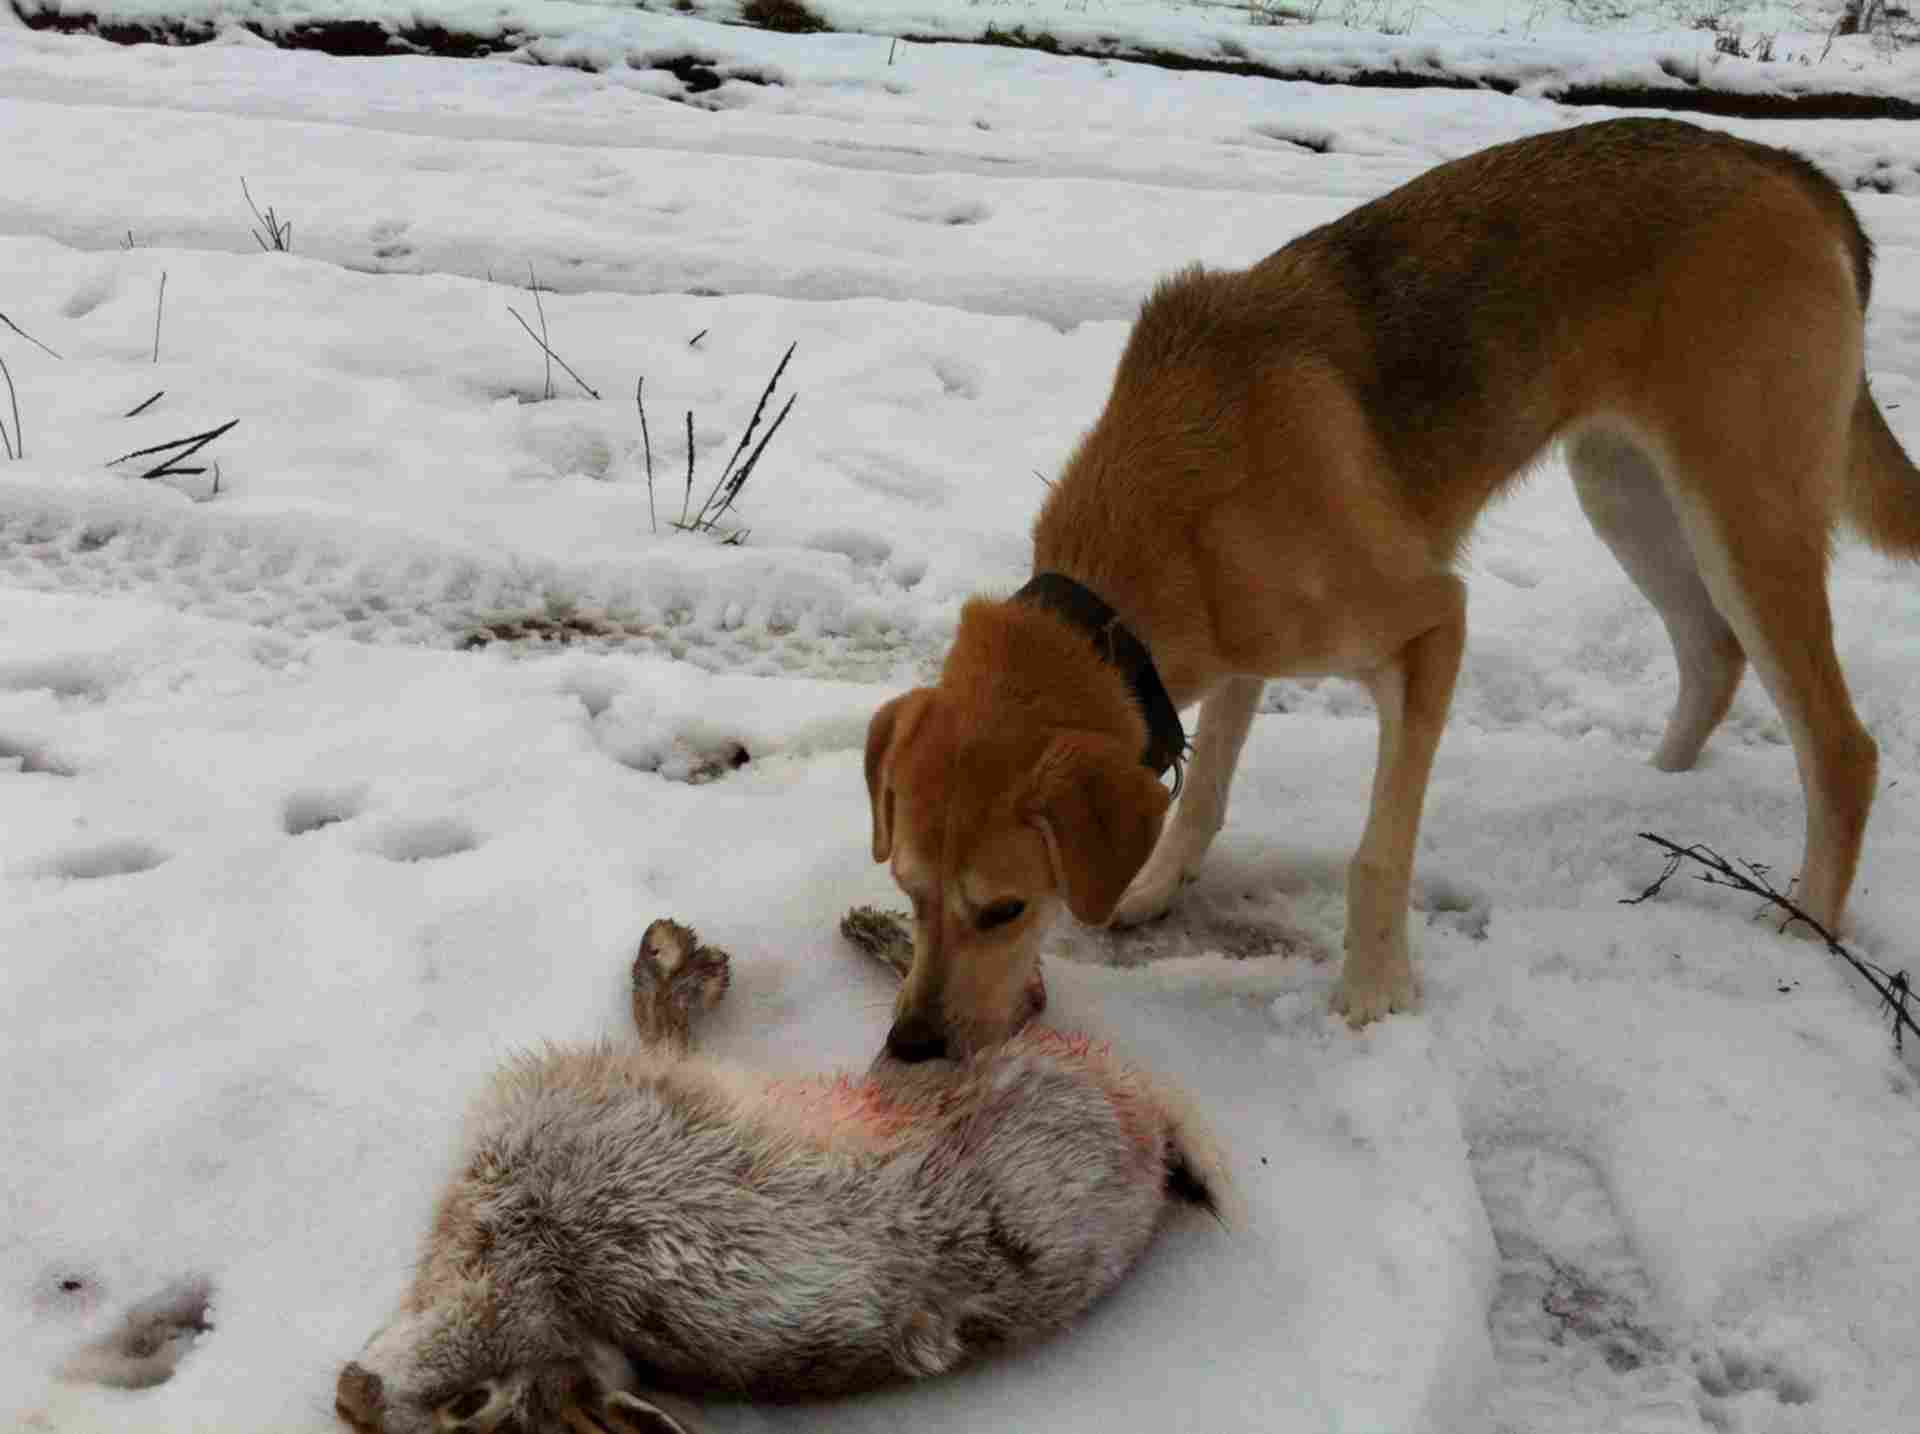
[{"x1": 864, "y1": 600, "x2": 1172, "y2": 1061}]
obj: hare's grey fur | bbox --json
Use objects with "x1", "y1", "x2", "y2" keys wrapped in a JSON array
[{"x1": 338, "y1": 918, "x2": 1229, "y2": 1434}]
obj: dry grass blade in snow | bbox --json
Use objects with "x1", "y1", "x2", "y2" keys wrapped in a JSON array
[
  {"x1": 108, "y1": 418, "x2": 239, "y2": 483},
  {"x1": 242, "y1": 177, "x2": 292, "y2": 253},
  {"x1": 741, "y1": 0, "x2": 829, "y2": 33},
  {"x1": 678, "y1": 342, "x2": 799, "y2": 541},
  {"x1": 507, "y1": 267, "x2": 600, "y2": 400},
  {"x1": 0, "y1": 310, "x2": 61, "y2": 360},
  {"x1": 0, "y1": 356, "x2": 19, "y2": 460}
]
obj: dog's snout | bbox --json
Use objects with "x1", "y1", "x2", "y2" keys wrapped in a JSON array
[{"x1": 884, "y1": 1015, "x2": 948, "y2": 1064}]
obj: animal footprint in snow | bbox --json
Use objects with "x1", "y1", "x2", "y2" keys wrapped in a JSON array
[
  {"x1": 0, "y1": 734, "x2": 75, "y2": 776},
  {"x1": 929, "y1": 356, "x2": 982, "y2": 399},
  {"x1": 60, "y1": 1278, "x2": 211, "y2": 1390},
  {"x1": 369, "y1": 219, "x2": 415, "y2": 263},
  {"x1": 61, "y1": 271, "x2": 118, "y2": 319},
  {"x1": 365, "y1": 816, "x2": 478, "y2": 863},
  {"x1": 41, "y1": 839, "x2": 169, "y2": 880},
  {"x1": 283, "y1": 786, "x2": 365, "y2": 836},
  {"x1": 1694, "y1": 1342, "x2": 1817, "y2": 1411},
  {"x1": 0, "y1": 658, "x2": 111, "y2": 703},
  {"x1": 1415, "y1": 874, "x2": 1492, "y2": 941}
]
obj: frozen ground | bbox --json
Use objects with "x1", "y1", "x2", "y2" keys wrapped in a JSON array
[
  {"x1": 10, "y1": 0, "x2": 1920, "y2": 115},
  {"x1": 2, "y1": 8, "x2": 1919, "y2": 1434}
]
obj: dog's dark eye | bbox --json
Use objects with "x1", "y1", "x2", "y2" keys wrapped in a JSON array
[{"x1": 977, "y1": 899, "x2": 1026, "y2": 932}]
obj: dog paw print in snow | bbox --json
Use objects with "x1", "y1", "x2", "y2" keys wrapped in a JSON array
[
  {"x1": 368, "y1": 218, "x2": 414, "y2": 264},
  {"x1": 283, "y1": 785, "x2": 366, "y2": 836},
  {"x1": 364, "y1": 816, "x2": 480, "y2": 864},
  {"x1": 59, "y1": 1278, "x2": 212, "y2": 1390},
  {"x1": 0, "y1": 734, "x2": 75, "y2": 776},
  {"x1": 1693, "y1": 1340, "x2": 1818, "y2": 1421},
  {"x1": 39, "y1": 840, "x2": 169, "y2": 880}
]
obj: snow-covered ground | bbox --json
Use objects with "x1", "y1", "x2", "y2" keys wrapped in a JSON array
[
  {"x1": 11, "y1": 0, "x2": 1920, "y2": 115},
  {"x1": 2, "y1": 6, "x2": 1919, "y2": 1433}
]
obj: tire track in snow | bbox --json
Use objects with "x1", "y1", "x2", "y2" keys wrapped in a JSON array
[
  {"x1": 0, "y1": 484, "x2": 943, "y2": 683},
  {"x1": 1474, "y1": 1140, "x2": 1822, "y2": 1432}
]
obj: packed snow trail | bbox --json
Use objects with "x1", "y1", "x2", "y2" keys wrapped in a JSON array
[{"x1": 0, "y1": 479, "x2": 940, "y2": 679}]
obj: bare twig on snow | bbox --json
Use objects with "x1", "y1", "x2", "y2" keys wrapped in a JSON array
[{"x1": 1624, "y1": 832, "x2": 1918, "y2": 1051}]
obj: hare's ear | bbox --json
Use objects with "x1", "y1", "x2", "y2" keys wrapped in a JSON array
[
  {"x1": 1022, "y1": 733, "x2": 1171, "y2": 925},
  {"x1": 864, "y1": 690, "x2": 934, "y2": 863},
  {"x1": 598, "y1": 1390, "x2": 702, "y2": 1434}
]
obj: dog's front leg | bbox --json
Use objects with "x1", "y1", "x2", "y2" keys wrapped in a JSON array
[
  {"x1": 1332, "y1": 578, "x2": 1467, "y2": 1025},
  {"x1": 1112, "y1": 676, "x2": 1264, "y2": 927}
]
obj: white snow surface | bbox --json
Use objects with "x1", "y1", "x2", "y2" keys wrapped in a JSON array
[{"x1": 2, "y1": 10, "x2": 1920, "y2": 1434}]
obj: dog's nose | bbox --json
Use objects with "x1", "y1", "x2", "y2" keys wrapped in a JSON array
[{"x1": 884, "y1": 1015, "x2": 948, "y2": 1064}]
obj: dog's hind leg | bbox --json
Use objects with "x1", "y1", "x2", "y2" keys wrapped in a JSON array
[
  {"x1": 1569, "y1": 429, "x2": 1747, "y2": 772},
  {"x1": 1659, "y1": 449, "x2": 1877, "y2": 935},
  {"x1": 1111, "y1": 675, "x2": 1264, "y2": 928},
  {"x1": 1631, "y1": 218, "x2": 1880, "y2": 935}
]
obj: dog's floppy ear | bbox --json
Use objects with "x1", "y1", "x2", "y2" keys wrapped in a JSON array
[
  {"x1": 1023, "y1": 733, "x2": 1172, "y2": 925},
  {"x1": 864, "y1": 690, "x2": 932, "y2": 863}
]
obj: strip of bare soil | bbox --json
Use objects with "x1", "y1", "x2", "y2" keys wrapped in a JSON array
[{"x1": 13, "y1": 3, "x2": 1918, "y2": 121}]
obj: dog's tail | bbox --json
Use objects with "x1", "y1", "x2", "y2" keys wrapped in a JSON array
[{"x1": 1846, "y1": 382, "x2": 1920, "y2": 558}]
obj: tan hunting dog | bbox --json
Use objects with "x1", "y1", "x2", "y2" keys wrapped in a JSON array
[{"x1": 864, "y1": 117, "x2": 1920, "y2": 1058}]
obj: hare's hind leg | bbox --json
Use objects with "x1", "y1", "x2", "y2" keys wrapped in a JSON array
[{"x1": 631, "y1": 919, "x2": 732, "y2": 1052}]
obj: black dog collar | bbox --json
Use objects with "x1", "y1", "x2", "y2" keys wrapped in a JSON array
[{"x1": 1012, "y1": 572, "x2": 1187, "y2": 792}]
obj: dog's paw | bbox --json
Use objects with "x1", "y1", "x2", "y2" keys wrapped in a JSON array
[
  {"x1": 1110, "y1": 868, "x2": 1181, "y2": 928},
  {"x1": 1329, "y1": 956, "x2": 1418, "y2": 1027},
  {"x1": 632, "y1": 919, "x2": 731, "y2": 1044}
]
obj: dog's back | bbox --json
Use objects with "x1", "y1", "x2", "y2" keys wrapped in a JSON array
[{"x1": 1076, "y1": 119, "x2": 1897, "y2": 563}]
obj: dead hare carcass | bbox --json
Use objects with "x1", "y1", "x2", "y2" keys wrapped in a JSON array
[{"x1": 336, "y1": 914, "x2": 1229, "y2": 1434}]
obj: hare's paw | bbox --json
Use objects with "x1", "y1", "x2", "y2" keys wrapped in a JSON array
[
  {"x1": 632, "y1": 919, "x2": 731, "y2": 1045},
  {"x1": 839, "y1": 905, "x2": 913, "y2": 978}
]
